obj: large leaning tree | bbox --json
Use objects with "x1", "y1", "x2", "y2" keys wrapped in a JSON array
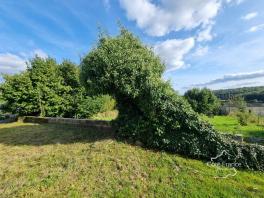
[{"x1": 80, "y1": 29, "x2": 264, "y2": 171}]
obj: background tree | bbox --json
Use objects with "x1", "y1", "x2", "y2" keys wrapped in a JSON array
[
  {"x1": 184, "y1": 88, "x2": 220, "y2": 116},
  {"x1": 59, "y1": 60, "x2": 81, "y2": 89},
  {"x1": 58, "y1": 60, "x2": 82, "y2": 118},
  {"x1": 0, "y1": 56, "x2": 116, "y2": 118},
  {"x1": 0, "y1": 72, "x2": 39, "y2": 115},
  {"x1": 80, "y1": 28, "x2": 264, "y2": 171},
  {"x1": 28, "y1": 56, "x2": 71, "y2": 117},
  {"x1": 58, "y1": 60, "x2": 116, "y2": 118}
]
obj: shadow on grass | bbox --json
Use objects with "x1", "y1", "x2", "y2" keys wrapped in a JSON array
[{"x1": 0, "y1": 123, "x2": 115, "y2": 146}]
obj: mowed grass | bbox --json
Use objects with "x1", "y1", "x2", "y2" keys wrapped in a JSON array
[
  {"x1": 0, "y1": 122, "x2": 264, "y2": 197},
  {"x1": 205, "y1": 116, "x2": 264, "y2": 138}
]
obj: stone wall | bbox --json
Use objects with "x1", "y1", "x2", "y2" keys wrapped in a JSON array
[
  {"x1": 22, "y1": 116, "x2": 114, "y2": 132},
  {"x1": 0, "y1": 114, "x2": 18, "y2": 123},
  {"x1": 221, "y1": 104, "x2": 264, "y2": 116}
]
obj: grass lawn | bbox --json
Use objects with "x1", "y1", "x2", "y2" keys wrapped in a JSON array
[
  {"x1": 205, "y1": 116, "x2": 264, "y2": 138},
  {"x1": 91, "y1": 110, "x2": 118, "y2": 121},
  {"x1": 0, "y1": 122, "x2": 263, "y2": 197}
]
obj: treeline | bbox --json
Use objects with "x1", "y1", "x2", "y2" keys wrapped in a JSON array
[
  {"x1": 214, "y1": 86, "x2": 264, "y2": 102},
  {"x1": 0, "y1": 57, "x2": 115, "y2": 118}
]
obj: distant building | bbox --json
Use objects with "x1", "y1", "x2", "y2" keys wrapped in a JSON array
[{"x1": 221, "y1": 102, "x2": 264, "y2": 116}]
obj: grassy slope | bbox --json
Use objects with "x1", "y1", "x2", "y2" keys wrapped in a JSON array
[
  {"x1": 205, "y1": 116, "x2": 264, "y2": 137},
  {"x1": 0, "y1": 122, "x2": 263, "y2": 197}
]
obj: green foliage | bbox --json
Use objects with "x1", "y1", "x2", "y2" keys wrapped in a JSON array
[
  {"x1": 76, "y1": 95, "x2": 116, "y2": 119},
  {"x1": 184, "y1": 88, "x2": 220, "y2": 116},
  {"x1": 98, "y1": 94, "x2": 116, "y2": 112},
  {"x1": 81, "y1": 28, "x2": 264, "y2": 171},
  {"x1": 59, "y1": 60, "x2": 81, "y2": 89},
  {"x1": 236, "y1": 112, "x2": 250, "y2": 126},
  {"x1": 58, "y1": 60, "x2": 82, "y2": 118},
  {"x1": 228, "y1": 96, "x2": 248, "y2": 125},
  {"x1": 0, "y1": 72, "x2": 39, "y2": 115},
  {"x1": 0, "y1": 56, "x2": 115, "y2": 118},
  {"x1": 230, "y1": 96, "x2": 247, "y2": 112},
  {"x1": 28, "y1": 57, "x2": 71, "y2": 117}
]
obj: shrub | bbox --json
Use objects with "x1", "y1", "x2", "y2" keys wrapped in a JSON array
[
  {"x1": 184, "y1": 88, "x2": 220, "y2": 116},
  {"x1": 80, "y1": 28, "x2": 264, "y2": 171},
  {"x1": 76, "y1": 95, "x2": 115, "y2": 119},
  {"x1": 236, "y1": 112, "x2": 250, "y2": 126},
  {"x1": 234, "y1": 111, "x2": 260, "y2": 126},
  {"x1": 231, "y1": 96, "x2": 247, "y2": 112},
  {"x1": 97, "y1": 95, "x2": 116, "y2": 113}
]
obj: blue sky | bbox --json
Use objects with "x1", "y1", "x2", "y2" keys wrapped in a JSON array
[{"x1": 0, "y1": 0, "x2": 264, "y2": 93}]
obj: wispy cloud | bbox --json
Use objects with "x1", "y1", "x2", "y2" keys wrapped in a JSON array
[
  {"x1": 193, "y1": 45, "x2": 209, "y2": 57},
  {"x1": 224, "y1": 81, "x2": 261, "y2": 89},
  {"x1": 242, "y1": 12, "x2": 258, "y2": 20},
  {"x1": 0, "y1": 3, "x2": 83, "y2": 50},
  {"x1": 23, "y1": 1, "x2": 76, "y2": 38},
  {"x1": 0, "y1": 53, "x2": 26, "y2": 73},
  {"x1": 0, "y1": 49, "x2": 48, "y2": 74},
  {"x1": 193, "y1": 70, "x2": 264, "y2": 87},
  {"x1": 197, "y1": 24, "x2": 214, "y2": 42},
  {"x1": 248, "y1": 24, "x2": 264, "y2": 32},
  {"x1": 58, "y1": 1, "x2": 95, "y2": 33},
  {"x1": 226, "y1": 0, "x2": 246, "y2": 5}
]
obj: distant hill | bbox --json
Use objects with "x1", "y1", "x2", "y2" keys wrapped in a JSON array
[{"x1": 213, "y1": 86, "x2": 264, "y2": 102}]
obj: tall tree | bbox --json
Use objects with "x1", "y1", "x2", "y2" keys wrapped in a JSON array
[{"x1": 28, "y1": 56, "x2": 71, "y2": 117}]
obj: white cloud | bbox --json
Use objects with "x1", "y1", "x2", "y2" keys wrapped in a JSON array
[
  {"x1": 0, "y1": 49, "x2": 48, "y2": 74},
  {"x1": 242, "y1": 12, "x2": 258, "y2": 20},
  {"x1": 0, "y1": 53, "x2": 26, "y2": 73},
  {"x1": 193, "y1": 70, "x2": 264, "y2": 86},
  {"x1": 154, "y1": 38, "x2": 195, "y2": 71},
  {"x1": 119, "y1": 0, "x2": 222, "y2": 37},
  {"x1": 226, "y1": 0, "x2": 245, "y2": 5},
  {"x1": 197, "y1": 25, "x2": 214, "y2": 42},
  {"x1": 193, "y1": 45, "x2": 209, "y2": 56},
  {"x1": 248, "y1": 24, "x2": 264, "y2": 32},
  {"x1": 120, "y1": 0, "x2": 244, "y2": 71}
]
